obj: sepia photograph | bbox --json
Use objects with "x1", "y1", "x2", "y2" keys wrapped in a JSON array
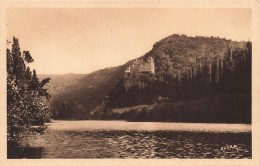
[{"x1": 1, "y1": 1, "x2": 260, "y2": 165}]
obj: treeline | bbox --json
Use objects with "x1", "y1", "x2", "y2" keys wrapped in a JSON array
[{"x1": 7, "y1": 37, "x2": 51, "y2": 144}]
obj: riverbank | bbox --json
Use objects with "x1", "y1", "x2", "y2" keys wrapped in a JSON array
[
  {"x1": 90, "y1": 93, "x2": 251, "y2": 124},
  {"x1": 47, "y1": 120, "x2": 251, "y2": 133}
]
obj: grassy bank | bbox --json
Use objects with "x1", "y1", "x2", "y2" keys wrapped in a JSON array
[{"x1": 98, "y1": 93, "x2": 251, "y2": 124}]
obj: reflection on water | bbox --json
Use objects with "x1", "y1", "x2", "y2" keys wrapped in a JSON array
[{"x1": 14, "y1": 121, "x2": 251, "y2": 159}]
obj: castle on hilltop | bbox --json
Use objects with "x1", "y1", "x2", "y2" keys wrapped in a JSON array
[{"x1": 124, "y1": 56, "x2": 155, "y2": 90}]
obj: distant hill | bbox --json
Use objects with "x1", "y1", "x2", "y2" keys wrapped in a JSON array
[
  {"x1": 39, "y1": 66, "x2": 127, "y2": 119},
  {"x1": 40, "y1": 34, "x2": 250, "y2": 120},
  {"x1": 38, "y1": 73, "x2": 86, "y2": 98}
]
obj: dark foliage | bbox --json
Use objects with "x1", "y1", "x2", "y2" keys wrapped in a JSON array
[{"x1": 7, "y1": 37, "x2": 51, "y2": 144}]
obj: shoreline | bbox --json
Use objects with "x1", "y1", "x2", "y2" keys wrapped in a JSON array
[{"x1": 46, "y1": 120, "x2": 251, "y2": 133}]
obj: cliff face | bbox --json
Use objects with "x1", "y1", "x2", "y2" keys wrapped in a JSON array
[{"x1": 42, "y1": 34, "x2": 249, "y2": 120}]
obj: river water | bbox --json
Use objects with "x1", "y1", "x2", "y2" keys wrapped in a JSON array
[{"x1": 17, "y1": 120, "x2": 251, "y2": 159}]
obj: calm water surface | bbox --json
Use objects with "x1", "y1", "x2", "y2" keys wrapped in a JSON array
[{"x1": 19, "y1": 120, "x2": 251, "y2": 159}]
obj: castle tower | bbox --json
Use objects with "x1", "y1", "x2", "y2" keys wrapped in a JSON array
[
  {"x1": 147, "y1": 56, "x2": 155, "y2": 74},
  {"x1": 124, "y1": 66, "x2": 131, "y2": 79}
]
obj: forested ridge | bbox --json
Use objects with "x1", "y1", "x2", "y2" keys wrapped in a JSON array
[
  {"x1": 43, "y1": 34, "x2": 251, "y2": 123},
  {"x1": 107, "y1": 34, "x2": 251, "y2": 108}
]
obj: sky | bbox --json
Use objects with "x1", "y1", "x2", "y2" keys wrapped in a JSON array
[{"x1": 7, "y1": 8, "x2": 251, "y2": 74}]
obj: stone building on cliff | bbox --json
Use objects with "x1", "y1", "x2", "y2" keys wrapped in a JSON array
[{"x1": 124, "y1": 56, "x2": 155, "y2": 90}]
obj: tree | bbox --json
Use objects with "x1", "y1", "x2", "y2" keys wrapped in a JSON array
[
  {"x1": 195, "y1": 62, "x2": 203, "y2": 98},
  {"x1": 207, "y1": 63, "x2": 212, "y2": 84},
  {"x1": 219, "y1": 58, "x2": 223, "y2": 76},
  {"x1": 211, "y1": 57, "x2": 219, "y2": 89},
  {"x1": 7, "y1": 37, "x2": 51, "y2": 144}
]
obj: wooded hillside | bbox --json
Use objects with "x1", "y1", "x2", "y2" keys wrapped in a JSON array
[{"x1": 42, "y1": 34, "x2": 251, "y2": 122}]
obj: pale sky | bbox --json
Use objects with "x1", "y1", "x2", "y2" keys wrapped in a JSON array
[{"x1": 7, "y1": 8, "x2": 251, "y2": 74}]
